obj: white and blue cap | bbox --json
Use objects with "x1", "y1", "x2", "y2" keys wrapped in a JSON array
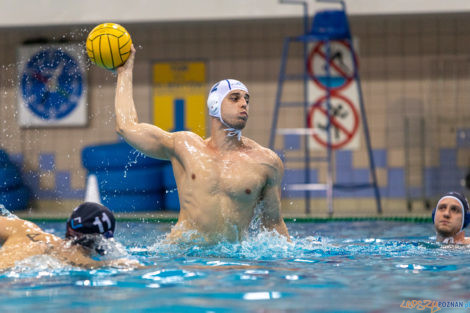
[
  {"x1": 207, "y1": 79, "x2": 249, "y2": 140},
  {"x1": 432, "y1": 191, "x2": 470, "y2": 232}
]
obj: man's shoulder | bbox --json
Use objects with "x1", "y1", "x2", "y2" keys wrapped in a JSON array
[
  {"x1": 174, "y1": 131, "x2": 204, "y2": 142},
  {"x1": 173, "y1": 131, "x2": 206, "y2": 150},
  {"x1": 243, "y1": 138, "x2": 283, "y2": 170},
  {"x1": 0, "y1": 216, "x2": 34, "y2": 233}
]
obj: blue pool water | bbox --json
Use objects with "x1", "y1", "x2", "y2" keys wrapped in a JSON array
[{"x1": 1, "y1": 221, "x2": 470, "y2": 313}]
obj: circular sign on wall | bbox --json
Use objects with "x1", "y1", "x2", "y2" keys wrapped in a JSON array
[
  {"x1": 307, "y1": 94, "x2": 360, "y2": 149},
  {"x1": 17, "y1": 44, "x2": 87, "y2": 127},
  {"x1": 306, "y1": 40, "x2": 357, "y2": 92}
]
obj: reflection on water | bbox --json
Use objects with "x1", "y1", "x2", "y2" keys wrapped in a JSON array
[{"x1": 1, "y1": 221, "x2": 470, "y2": 313}]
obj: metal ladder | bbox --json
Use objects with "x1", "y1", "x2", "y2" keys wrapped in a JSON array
[{"x1": 269, "y1": 0, "x2": 382, "y2": 216}]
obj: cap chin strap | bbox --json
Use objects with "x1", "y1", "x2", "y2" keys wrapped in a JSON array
[
  {"x1": 439, "y1": 230, "x2": 465, "y2": 244},
  {"x1": 224, "y1": 128, "x2": 242, "y2": 141},
  {"x1": 442, "y1": 237, "x2": 454, "y2": 244},
  {"x1": 219, "y1": 115, "x2": 242, "y2": 141}
]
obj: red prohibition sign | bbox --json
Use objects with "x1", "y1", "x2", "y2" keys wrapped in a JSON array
[
  {"x1": 307, "y1": 94, "x2": 360, "y2": 149},
  {"x1": 306, "y1": 40, "x2": 358, "y2": 92}
]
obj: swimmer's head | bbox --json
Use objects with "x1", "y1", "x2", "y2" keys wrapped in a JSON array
[
  {"x1": 66, "y1": 202, "x2": 115, "y2": 254},
  {"x1": 207, "y1": 79, "x2": 249, "y2": 140},
  {"x1": 432, "y1": 191, "x2": 470, "y2": 238}
]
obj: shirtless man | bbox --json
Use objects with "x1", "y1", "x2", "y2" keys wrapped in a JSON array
[
  {"x1": 0, "y1": 202, "x2": 135, "y2": 270},
  {"x1": 115, "y1": 46, "x2": 289, "y2": 243},
  {"x1": 432, "y1": 191, "x2": 470, "y2": 244}
]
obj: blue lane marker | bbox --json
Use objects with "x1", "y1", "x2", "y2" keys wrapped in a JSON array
[{"x1": 172, "y1": 99, "x2": 187, "y2": 132}]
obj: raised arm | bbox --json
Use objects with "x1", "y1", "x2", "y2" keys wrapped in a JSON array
[
  {"x1": 115, "y1": 45, "x2": 175, "y2": 160},
  {"x1": 260, "y1": 154, "x2": 290, "y2": 241}
]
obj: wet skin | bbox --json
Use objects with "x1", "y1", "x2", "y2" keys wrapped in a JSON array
[
  {"x1": 115, "y1": 46, "x2": 290, "y2": 243},
  {"x1": 0, "y1": 216, "x2": 139, "y2": 270},
  {"x1": 167, "y1": 131, "x2": 286, "y2": 242},
  {"x1": 0, "y1": 216, "x2": 97, "y2": 269}
]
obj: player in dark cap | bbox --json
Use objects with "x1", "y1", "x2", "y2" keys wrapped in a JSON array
[
  {"x1": 65, "y1": 202, "x2": 116, "y2": 254},
  {"x1": 0, "y1": 202, "x2": 138, "y2": 270},
  {"x1": 432, "y1": 191, "x2": 470, "y2": 244}
]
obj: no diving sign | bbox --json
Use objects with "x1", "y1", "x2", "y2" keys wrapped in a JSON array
[
  {"x1": 307, "y1": 40, "x2": 357, "y2": 92},
  {"x1": 307, "y1": 94, "x2": 360, "y2": 150}
]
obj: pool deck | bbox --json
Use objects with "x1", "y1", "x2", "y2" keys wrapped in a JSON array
[
  {"x1": 14, "y1": 198, "x2": 433, "y2": 223},
  {"x1": 16, "y1": 210, "x2": 432, "y2": 223}
]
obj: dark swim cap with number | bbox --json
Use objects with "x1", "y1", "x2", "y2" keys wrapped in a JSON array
[{"x1": 66, "y1": 202, "x2": 115, "y2": 238}]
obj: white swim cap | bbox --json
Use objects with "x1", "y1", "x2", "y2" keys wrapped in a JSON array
[{"x1": 207, "y1": 79, "x2": 249, "y2": 140}]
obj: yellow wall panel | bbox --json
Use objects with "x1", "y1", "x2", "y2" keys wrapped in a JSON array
[
  {"x1": 153, "y1": 95, "x2": 174, "y2": 131},
  {"x1": 153, "y1": 61, "x2": 206, "y2": 137}
]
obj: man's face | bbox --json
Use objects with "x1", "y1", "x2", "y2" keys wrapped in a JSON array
[
  {"x1": 434, "y1": 197, "x2": 463, "y2": 237},
  {"x1": 220, "y1": 90, "x2": 250, "y2": 129},
  {"x1": 66, "y1": 226, "x2": 102, "y2": 255}
]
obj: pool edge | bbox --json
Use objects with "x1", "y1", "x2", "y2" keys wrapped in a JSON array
[{"x1": 16, "y1": 214, "x2": 432, "y2": 223}]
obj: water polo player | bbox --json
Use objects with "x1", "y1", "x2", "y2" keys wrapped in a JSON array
[
  {"x1": 0, "y1": 202, "x2": 137, "y2": 269},
  {"x1": 432, "y1": 191, "x2": 470, "y2": 244},
  {"x1": 114, "y1": 45, "x2": 290, "y2": 243}
]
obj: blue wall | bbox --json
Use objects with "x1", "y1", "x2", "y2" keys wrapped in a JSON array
[
  {"x1": 281, "y1": 148, "x2": 467, "y2": 199},
  {"x1": 9, "y1": 147, "x2": 468, "y2": 202}
]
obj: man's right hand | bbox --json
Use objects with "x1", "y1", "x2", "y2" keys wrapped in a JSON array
[{"x1": 117, "y1": 44, "x2": 136, "y2": 75}]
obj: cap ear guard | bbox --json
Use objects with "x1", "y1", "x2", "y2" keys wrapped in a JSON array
[
  {"x1": 463, "y1": 211, "x2": 470, "y2": 229},
  {"x1": 207, "y1": 89, "x2": 222, "y2": 118},
  {"x1": 462, "y1": 194, "x2": 470, "y2": 229},
  {"x1": 102, "y1": 230, "x2": 114, "y2": 239}
]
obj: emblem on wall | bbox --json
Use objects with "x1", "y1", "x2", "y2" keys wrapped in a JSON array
[{"x1": 17, "y1": 44, "x2": 87, "y2": 127}]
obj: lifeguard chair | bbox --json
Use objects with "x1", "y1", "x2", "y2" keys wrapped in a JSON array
[{"x1": 269, "y1": 0, "x2": 382, "y2": 215}]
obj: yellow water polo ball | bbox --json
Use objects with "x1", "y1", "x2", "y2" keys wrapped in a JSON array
[{"x1": 86, "y1": 23, "x2": 132, "y2": 70}]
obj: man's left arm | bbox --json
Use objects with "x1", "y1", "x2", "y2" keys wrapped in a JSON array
[{"x1": 259, "y1": 154, "x2": 290, "y2": 240}]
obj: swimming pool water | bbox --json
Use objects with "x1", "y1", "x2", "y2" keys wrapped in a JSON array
[{"x1": 1, "y1": 221, "x2": 470, "y2": 313}]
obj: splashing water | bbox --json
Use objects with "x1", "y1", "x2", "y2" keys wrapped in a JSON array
[
  {"x1": 2, "y1": 221, "x2": 470, "y2": 313},
  {"x1": 5, "y1": 255, "x2": 70, "y2": 277},
  {"x1": 123, "y1": 149, "x2": 146, "y2": 178},
  {"x1": 93, "y1": 237, "x2": 133, "y2": 261},
  {"x1": 0, "y1": 204, "x2": 18, "y2": 219},
  {"x1": 150, "y1": 222, "x2": 331, "y2": 261}
]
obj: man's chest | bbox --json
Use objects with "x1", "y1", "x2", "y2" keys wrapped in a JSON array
[{"x1": 183, "y1": 153, "x2": 268, "y2": 201}]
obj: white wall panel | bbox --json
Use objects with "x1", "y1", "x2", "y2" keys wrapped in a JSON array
[{"x1": 1, "y1": 0, "x2": 470, "y2": 28}]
